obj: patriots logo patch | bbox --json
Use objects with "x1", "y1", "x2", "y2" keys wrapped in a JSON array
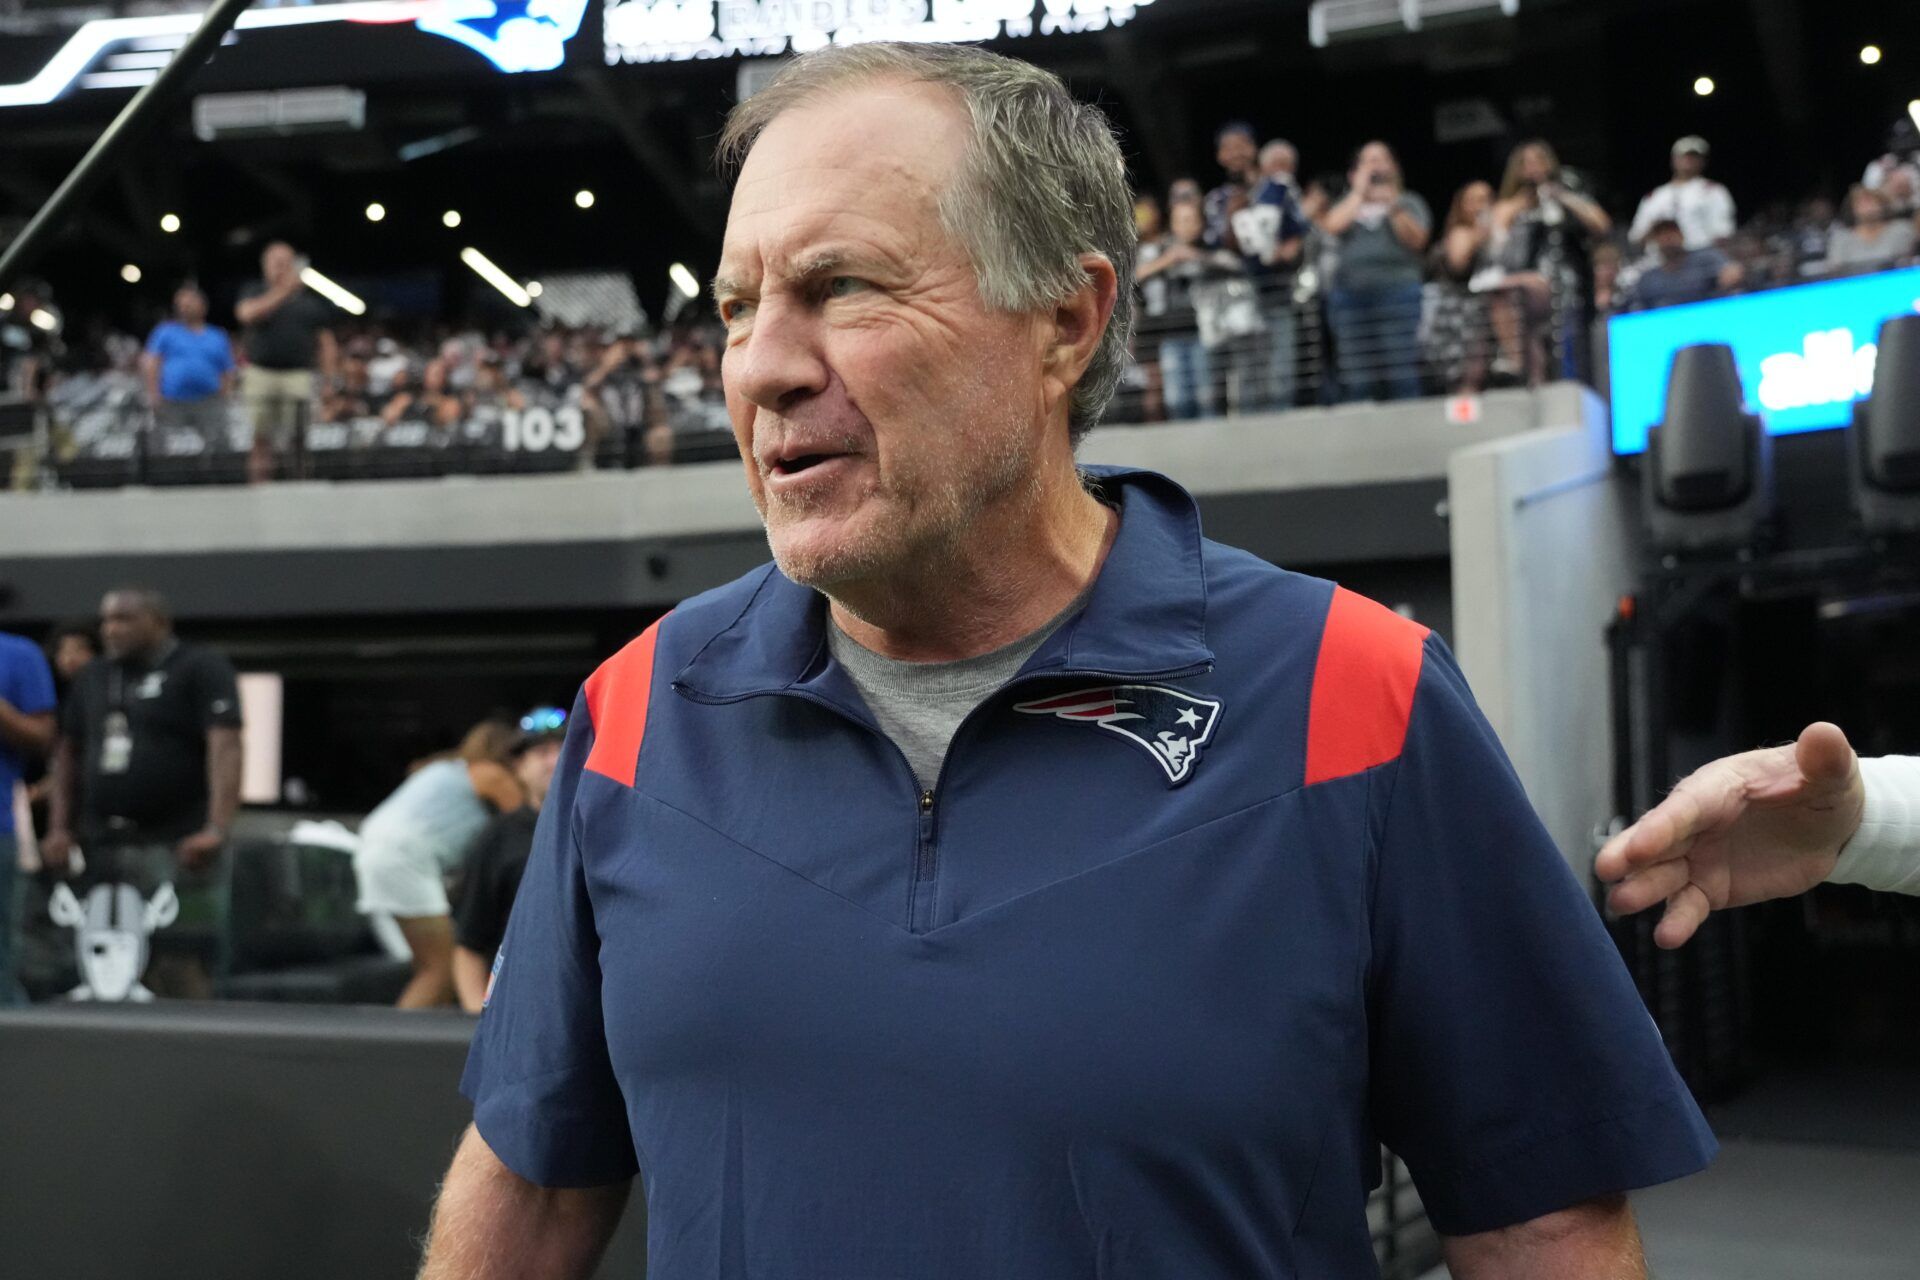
[{"x1": 1014, "y1": 685, "x2": 1223, "y2": 785}]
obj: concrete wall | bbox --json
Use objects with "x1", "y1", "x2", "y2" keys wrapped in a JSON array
[{"x1": 1446, "y1": 386, "x2": 1638, "y2": 874}]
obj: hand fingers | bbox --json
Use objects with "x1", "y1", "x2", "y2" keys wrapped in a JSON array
[
  {"x1": 1607, "y1": 858, "x2": 1693, "y2": 916},
  {"x1": 1654, "y1": 883, "x2": 1712, "y2": 949},
  {"x1": 1793, "y1": 722, "x2": 1858, "y2": 789}
]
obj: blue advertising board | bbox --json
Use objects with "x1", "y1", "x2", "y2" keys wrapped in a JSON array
[{"x1": 1607, "y1": 267, "x2": 1920, "y2": 455}]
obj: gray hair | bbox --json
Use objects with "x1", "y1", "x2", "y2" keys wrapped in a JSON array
[{"x1": 716, "y1": 42, "x2": 1135, "y2": 446}]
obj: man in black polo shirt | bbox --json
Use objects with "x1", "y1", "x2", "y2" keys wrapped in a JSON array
[
  {"x1": 43, "y1": 588, "x2": 243, "y2": 999},
  {"x1": 235, "y1": 241, "x2": 337, "y2": 484},
  {"x1": 450, "y1": 708, "x2": 566, "y2": 1013}
]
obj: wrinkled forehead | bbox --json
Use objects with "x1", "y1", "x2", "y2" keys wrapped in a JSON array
[{"x1": 720, "y1": 83, "x2": 971, "y2": 285}]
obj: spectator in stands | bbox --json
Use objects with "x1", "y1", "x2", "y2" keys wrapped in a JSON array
[
  {"x1": 46, "y1": 621, "x2": 98, "y2": 688},
  {"x1": 1240, "y1": 143, "x2": 1310, "y2": 410},
  {"x1": 41, "y1": 588, "x2": 242, "y2": 999},
  {"x1": 353, "y1": 719, "x2": 525, "y2": 1008},
  {"x1": 235, "y1": 242, "x2": 337, "y2": 484},
  {"x1": 1489, "y1": 140, "x2": 1611, "y2": 385},
  {"x1": 1878, "y1": 167, "x2": 1919, "y2": 220},
  {"x1": 1590, "y1": 241, "x2": 1626, "y2": 317},
  {"x1": 1259, "y1": 139, "x2": 1300, "y2": 199},
  {"x1": 1625, "y1": 217, "x2": 1742, "y2": 309},
  {"x1": 0, "y1": 280, "x2": 61, "y2": 401},
  {"x1": 1864, "y1": 117, "x2": 1920, "y2": 198},
  {"x1": 0, "y1": 630, "x2": 57, "y2": 1005},
  {"x1": 583, "y1": 334, "x2": 661, "y2": 469},
  {"x1": 1824, "y1": 184, "x2": 1917, "y2": 274},
  {"x1": 1318, "y1": 140, "x2": 1431, "y2": 402},
  {"x1": 1167, "y1": 177, "x2": 1203, "y2": 209},
  {"x1": 1629, "y1": 136, "x2": 1734, "y2": 250},
  {"x1": 1791, "y1": 195, "x2": 1837, "y2": 268},
  {"x1": 141, "y1": 284, "x2": 234, "y2": 440},
  {"x1": 318, "y1": 354, "x2": 374, "y2": 424},
  {"x1": 1135, "y1": 198, "x2": 1246, "y2": 419},
  {"x1": 1429, "y1": 181, "x2": 1496, "y2": 393},
  {"x1": 450, "y1": 709, "x2": 567, "y2": 1013},
  {"x1": 1201, "y1": 122, "x2": 1271, "y2": 413},
  {"x1": 1127, "y1": 194, "x2": 1169, "y2": 421}
]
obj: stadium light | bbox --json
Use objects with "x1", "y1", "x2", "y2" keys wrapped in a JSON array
[
  {"x1": 526, "y1": 281, "x2": 543, "y2": 298},
  {"x1": 0, "y1": 293, "x2": 11, "y2": 310},
  {"x1": 120, "y1": 263, "x2": 141, "y2": 283},
  {"x1": 299, "y1": 265, "x2": 367, "y2": 316},
  {"x1": 1861, "y1": 45, "x2": 1883, "y2": 66},
  {"x1": 669, "y1": 262, "x2": 700, "y2": 299},
  {"x1": 365, "y1": 202, "x2": 386, "y2": 223},
  {"x1": 461, "y1": 246, "x2": 532, "y2": 307},
  {"x1": 442, "y1": 209, "x2": 461, "y2": 228},
  {"x1": 574, "y1": 189, "x2": 595, "y2": 209},
  {"x1": 159, "y1": 212, "x2": 180, "y2": 233},
  {"x1": 1910, "y1": 100, "x2": 1920, "y2": 132},
  {"x1": 29, "y1": 308, "x2": 58, "y2": 331},
  {"x1": 1693, "y1": 76, "x2": 1715, "y2": 97}
]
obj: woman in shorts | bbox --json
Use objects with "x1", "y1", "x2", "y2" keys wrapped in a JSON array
[{"x1": 354, "y1": 721, "x2": 524, "y2": 1007}]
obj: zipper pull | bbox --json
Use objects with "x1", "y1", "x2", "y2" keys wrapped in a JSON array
[{"x1": 919, "y1": 789, "x2": 935, "y2": 814}]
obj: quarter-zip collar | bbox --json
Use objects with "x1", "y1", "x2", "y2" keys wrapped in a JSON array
[{"x1": 673, "y1": 466, "x2": 1215, "y2": 703}]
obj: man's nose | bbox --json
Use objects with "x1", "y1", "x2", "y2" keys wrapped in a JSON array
[{"x1": 726, "y1": 297, "x2": 830, "y2": 413}]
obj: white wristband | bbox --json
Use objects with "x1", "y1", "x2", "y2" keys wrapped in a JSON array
[{"x1": 1829, "y1": 755, "x2": 1920, "y2": 895}]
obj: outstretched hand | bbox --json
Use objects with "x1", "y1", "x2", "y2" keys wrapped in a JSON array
[{"x1": 1594, "y1": 722, "x2": 1866, "y2": 948}]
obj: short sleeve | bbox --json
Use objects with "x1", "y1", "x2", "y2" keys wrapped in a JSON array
[
  {"x1": 191, "y1": 651, "x2": 243, "y2": 730},
  {"x1": 1368, "y1": 636, "x2": 1715, "y2": 1236},
  {"x1": 6, "y1": 642, "x2": 56, "y2": 719},
  {"x1": 460, "y1": 689, "x2": 638, "y2": 1187},
  {"x1": 1400, "y1": 192, "x2": 1432, "y2": 233},
  {"x1": 144, "y1": 325, "x2": 170, "y2": 358}
]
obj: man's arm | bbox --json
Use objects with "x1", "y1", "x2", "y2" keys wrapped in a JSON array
[
  {"x1": 1388, "y1": 196, "x2": 1430, "y2": 253},
  {"x1": 0, "y1": 698, "x2": 54, "y2": 756},
  {"x1": 179, "y1": 725, "x2": 242, "y2": 870},
  {"x1": 41, "y1": 736, "x2": 77, "y2": 871},
  {"x1": 419, "y1": 1125, "x2": 630, "y2": 1280},
  {"x1": 1442, "y1": 1195, "x2": 1645, "y2": 1280},
  {"x1": 453, "y1": 946, "x2": 492, "y2": 1014},
  {"x1": 234, "y1": 281, "x2": 296, "y2": 326}
]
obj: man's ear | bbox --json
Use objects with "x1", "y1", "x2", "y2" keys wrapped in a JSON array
[{"x1": 1043, "y1": 253, "x2": 1119, "y2": 391}]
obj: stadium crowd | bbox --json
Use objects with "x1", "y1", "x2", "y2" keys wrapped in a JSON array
[{"x1": 6, "y1": 118, "x2": 1920, "y2": 488}]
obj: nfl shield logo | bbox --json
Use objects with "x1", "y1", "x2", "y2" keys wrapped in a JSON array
[{"x1": 1014, "y1": 685, "x2": 1223, "y2": 785}]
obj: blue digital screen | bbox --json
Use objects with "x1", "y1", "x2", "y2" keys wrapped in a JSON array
[{"x1": 1607, "y1": 267, "x2": 1920, "y2": 455}]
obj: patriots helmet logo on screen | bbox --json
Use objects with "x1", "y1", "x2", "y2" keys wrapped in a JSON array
[
  {"x1": 414, "y1": 0, "x2": 590, "y2": 73},
  {"x1": 1014, "y1": 685, "x2": 1223, "y2": 785}
]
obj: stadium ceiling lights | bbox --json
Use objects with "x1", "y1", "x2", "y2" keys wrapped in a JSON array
[
  {"x1": 159, "y1": 213, "x2": 181, "y2": 233},
  {"x1": 29, "y1": 309, "x2": 58, "y2": 332},
  {"x1": 461, "y1": 246, "x2": 533, "y2": 308},
  {"x1": 527, "y1": 281, "x2": 544, "y2": 298},
  {"x1": 669, "y1": 263, "x2": 701, "y2": 299},
  {"x1": 1693, "y1": 76, "x2": 1716, "y2": 97},
  {"x1": 299, "y1": 266, "x2": 367, "y2": 316},
  {"x1": 1910, "y1": 100, "x2": 1920, "y2": 133},
  {"x1": 1308, "y1": 0, "x2": 1517, "y2": 48},
  {"x1": 1860, "y1": 45, "x2": 1883, "y2": 66},
  {"x1": 365, "y1": 202, "x2": 387, "y2": 223},
  {"x1": 120, "y1": 264, "x2": 141, "y2": 283},
  {"x1": 575, "y1": 189, "x2": 597, "y2": 210},
  {"x1": 443, "y1": 210, "x2": 462, "y2": 228}
]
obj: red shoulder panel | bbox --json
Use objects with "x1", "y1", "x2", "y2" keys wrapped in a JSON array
[
  {"x1": 583, "y1": 616, "x2": 668, "y2": 787},
  {"x1": 1303, "y1": 588, "x2": 1429, "y2": 787}
]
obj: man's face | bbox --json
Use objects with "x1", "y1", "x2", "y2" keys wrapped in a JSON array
[
  {"x1": 717, "y1": 81, "x2": 1049, "y2": 593},
  {"x1": 1216, "y1": 130, "x2": 1256, "y2": 178},
  {"x1": 262, "y1": 244, "x2": 296, "y2": 284},
  {"x1": 1259, "y1": 144, "x2": 1296, "y2": 182},
  {"x1": 174, "y1": 288, "x2": 206, "y2": 324},
  {"x1": 516, "y1": 740, "x2": 562, "y2": 808},
  {"x1": 53, "y1": 635, "x2": 96, "y2": 680},
  {"x1": 1673, "y1": 150, "x2": 1705, "y2": 180},
  {"x1": 99, "y1": 594, "x2": 165, "y2": 661},
  {"x1": 1653, "y1": 226, "x2": 1686, "y2": 260}
]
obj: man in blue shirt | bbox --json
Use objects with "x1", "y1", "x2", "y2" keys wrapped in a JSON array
[
  {"x1": 142, "y1": 284, "x2": 235, "y2": 439},
  {"x1": 426, "y1": 43, "x2": 1714, "y2": 1280},
  {"x1": 0, "y1": 632, "x2": 57, "y2": 1005}
]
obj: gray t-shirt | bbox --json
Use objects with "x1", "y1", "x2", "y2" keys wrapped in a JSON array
[
  {"x1": 1333, "y1": 191, "x2": 1432, "y2": 291},
  {"x1": 828, "y1": 590, "x2": 1089, "y2": 791}
]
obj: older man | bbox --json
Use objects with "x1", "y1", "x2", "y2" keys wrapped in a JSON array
[
  {"x1": 235, "y1": 241, "x2": 336, "y2": 483},
  {"x1": 427, "y1": 43, "x2": 1712, "y2": 1279}
]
